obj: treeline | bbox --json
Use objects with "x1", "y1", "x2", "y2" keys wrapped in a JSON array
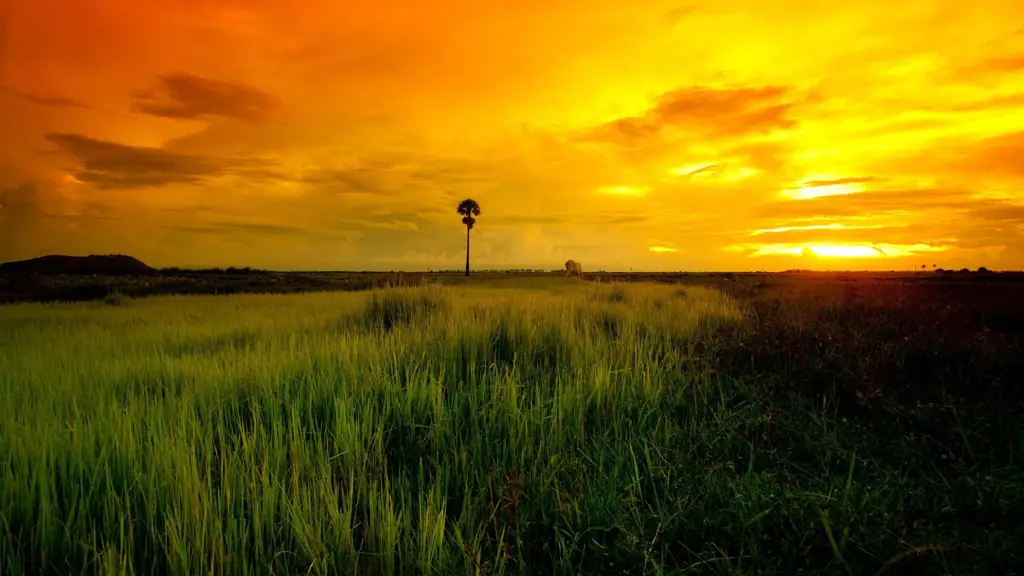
[{"x1": 160, "y1": 266, "x2": 272, "y2": 275}]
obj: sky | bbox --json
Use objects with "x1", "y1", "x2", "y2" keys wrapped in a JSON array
[{"x1": 1, "y1": 0, "x2": 1023, "y2": 271}]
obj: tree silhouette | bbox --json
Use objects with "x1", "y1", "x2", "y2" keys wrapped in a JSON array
[{"x1": 457, "y1": 198, "x2": 481, "y2": 277}]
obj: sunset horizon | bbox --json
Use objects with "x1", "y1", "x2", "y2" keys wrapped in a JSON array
[{"x1": 3, "y1": 0, "x2": 1024, "y2": 272}]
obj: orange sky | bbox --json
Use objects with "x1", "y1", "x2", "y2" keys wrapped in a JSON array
[{"x1": 2, "y1": 0, "x2": 1023, "y2": 271}]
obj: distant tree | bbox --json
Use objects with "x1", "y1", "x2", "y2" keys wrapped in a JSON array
[
  {"x1": 960, "y1": 268, "x2": 970, "y2": 273},
  {"x1": 978, "y1": 266, "x2": 991, "y2": 273},
  {"x1": 921, "y1": 264, "x2": 926, "y2": 270},
  {"x1": 457, "y1": 198, "x2": 481, "y2": 277},
  {"x1": 936, "y1": 268, "x2": 945, "y2": 273}
]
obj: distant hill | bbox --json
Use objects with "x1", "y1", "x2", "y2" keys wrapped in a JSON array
[{"x1": 0, "y1": 254, "x2": 155, "y2": 276}]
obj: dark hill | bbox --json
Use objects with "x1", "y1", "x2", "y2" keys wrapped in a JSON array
[{"x1": 0, "y1": 254, "x2": 155, "y2": 276}]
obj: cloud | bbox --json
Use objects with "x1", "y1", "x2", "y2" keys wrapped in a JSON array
[
  {"x1": 172, "y1": 221, "x2": 311, "y2": 236},
  {"x1": 300, "y1": 167, "x2": 395, "y2": 196},
  {"x1": 800, "y1": 176, "x2": 883, "y2": 187},
  {"x1": 131, "y1": 72, "x2": 281, "y2": 121},
  {"x1": 727, "y1": 242, "x2": 950, "y2": 259},
  {"x1": 43, "y1": 132, "x2": 280, "y2": 189},
  {"x1": 0, "y1": 182, "x2": 45, "y2": 215},
  {"x1": 580, "y1": 85, "x2": 800, "y2": 147},
  {"x1": 759, "y1": 188, "x2": 982, "y2": 218},
  {"x1": 724, "y1": 139, "x2": 796, "y2": 173},
  {"x1": 937, "y1": 92, "x2": 1024, "y2": 113},
  {"x1": 0, "y1": 180, "x2": 89, "y2": 262},
  {"x1": 969, "y1": 204, "x2": 1024, "y2": 222},
  {"x1": 750, "y1": 223, "x2": 886, "y2": 236},
  {"x1": 489, "y1": 212, "x2": 653, "y2": 227},
  {"x1": 662, "y1": 5, "x2": 698, "y2": 27},
  {"x1": 949, "y1": 54, "x2": 1024, "y2": 81},
  {"x1": 676, "y1": 164, "x2": 721, "y2": 178},
  {"x1": 871, "y1": 130, "x2": 1024, "y2": 180},
  {"x1": 735, "y1": 225, "x2": 930, "y2": 245},
  {"x1": 0, "y1": 86, "x2": 93, "y2": 109}
]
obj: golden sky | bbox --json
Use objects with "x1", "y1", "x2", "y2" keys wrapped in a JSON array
[{"x1": 2, "y1": 0, "x2": 1023, "y2": 271}]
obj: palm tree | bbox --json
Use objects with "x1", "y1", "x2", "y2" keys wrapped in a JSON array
[{"x1": 457, "y1": 198, "x2": 481, "y2": 277}]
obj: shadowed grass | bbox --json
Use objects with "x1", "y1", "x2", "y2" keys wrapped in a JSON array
[{"x1": 0, "y1": 278, "x2": 1020, "y2": 574}]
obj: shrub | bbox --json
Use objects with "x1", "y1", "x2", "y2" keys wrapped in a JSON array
[
  {"x1": 103, "y1": 291, "x2": 129, "y2": 307},
  {"x1": 361, "y1": 285, "x2": 449, "y2": 331}
]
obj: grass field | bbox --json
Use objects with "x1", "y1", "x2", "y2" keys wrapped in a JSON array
[{"x1": 1, "y1": 277, "x2": 1022, "y2": 574}]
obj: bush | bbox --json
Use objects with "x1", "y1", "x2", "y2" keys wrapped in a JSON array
[
  {"x1": 361, "y1": 285, "x2": 449, "y2": 331},
  {"x1": 103, "y1": 291, "x2": 129, "y2": 307}
]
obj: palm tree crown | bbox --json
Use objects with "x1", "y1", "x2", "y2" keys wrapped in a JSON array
[{"x1": 457, "y1": 198, "x2": 481, "y2": 230}]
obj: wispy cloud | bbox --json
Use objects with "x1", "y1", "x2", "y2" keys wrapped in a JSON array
[
  {"x1": 131, "y1": 73, "x2": 281, "y2": 121},
  {"x1": 727, "y1": 242, "x2": 950, "y2": 258},
  {"x1": 0, "y1": 86, "x2": 92, "y2": 109},
  {"x1": 44, "y1": 132, "x2": 281, "y2": 189},
  {"x1": 579, "y1": 85, "x2": 801, "y2": 147},
  {"x1": 760, "y1": 188, "x2": 982, "y2": 218},
  {"x1": 750, "y1": 223, "x2": 885, "y2": 235},
  {"x1": 799, "y1": 176, "x2": 883, "y2": 188}
]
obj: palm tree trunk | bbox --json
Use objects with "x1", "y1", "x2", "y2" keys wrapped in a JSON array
[{"x1": 464, "y1": 226, "x2": 471, "y2": 276}]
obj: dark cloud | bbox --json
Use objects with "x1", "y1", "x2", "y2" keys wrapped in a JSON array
[
  {"x1": 0, "y1": 182, "x2": 44, "y2": 215},
  {"x1": 0, "y1": 86, "x2": 92, "y2": 109},
  {"x1": 0, "y1": 181, "x2": 114, "y2": 222},
  {"x1": 580, "y1": 85, "x2": 798, "y2": 146},
  {"x1": 300, "y1": 167, "x2": 395, "y2": 196},
  {"x1": 969, "y1": 204, "x2": 1024, "y2": 222},
  {"x1": 297, "y1": 153, "x2": 497, "y2": 197},
  {"x1": 681, "y1": 164, "x2": 721, "y2": 178},
  {"x1": 131, "y1": 72, "x2": 281, "y2": 121},
  {"x1": 43, "y1": 132, "x2": 280, "y2": 189},
  {"x1": 0, "y1": 181, "x2": 94, "y2": 263},
  {"x1": 800, "y1": 176, "x2": 883, "y2": 188}
]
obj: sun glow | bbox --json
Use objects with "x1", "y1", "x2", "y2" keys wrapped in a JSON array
[
  {"x1": 728, "y1": 243, "x2": 950, "y2": 258},
  {"x1": 648, "y1": 246, "x2": 678, "y2": 253},
  {"x1": 809, "y1": 245, "x2": 886, "y2": 257},
  {"x1": 750, "y1": 223, "x2": 886, "y2": 235},
  {"x1": 597, "y1": 186, "x2": 650, "y2": 196}
]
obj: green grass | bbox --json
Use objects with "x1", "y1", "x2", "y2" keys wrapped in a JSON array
[{"x1": 0, "y1": 278, "x2": 1020, "y2": 574}]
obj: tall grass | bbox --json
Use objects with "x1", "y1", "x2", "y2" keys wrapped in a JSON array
[{"x1": 0, "y1": 280, "x2": 1019, "y2": 574}]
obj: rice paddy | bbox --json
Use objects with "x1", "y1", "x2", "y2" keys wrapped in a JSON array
[{"x1": 0, "y1": 278, "x2": 1020, "y2": 574}]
